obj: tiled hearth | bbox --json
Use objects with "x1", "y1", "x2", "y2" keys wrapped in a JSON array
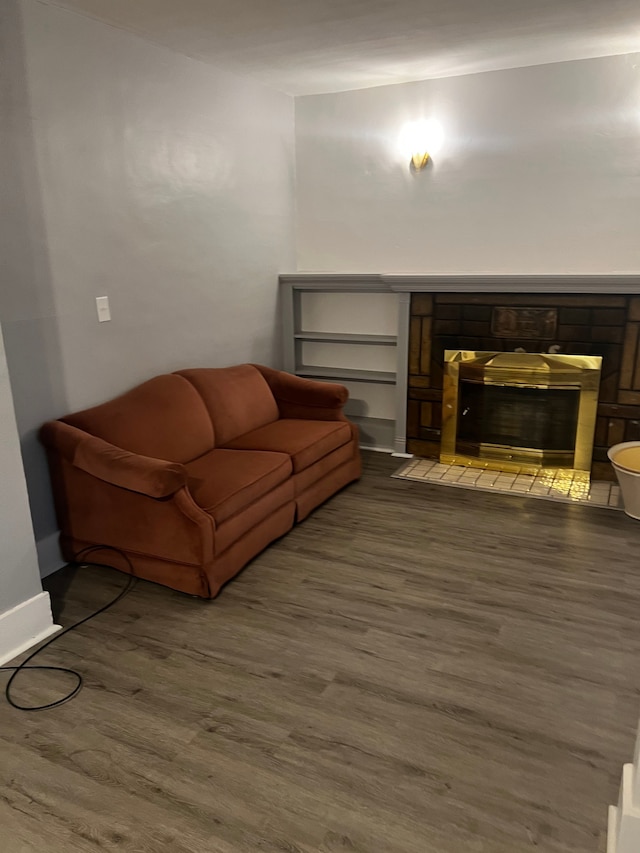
[
  {"x1": 394, "y1": 458, "x2": 622, "y2": 510},
  {"x1": 407, "y1": 293, "x2": 640, "y2": 480}
]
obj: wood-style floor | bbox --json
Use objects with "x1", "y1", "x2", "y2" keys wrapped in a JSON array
[{"x1": 2, "y1": 451, "x2": 640, "y2": 853}]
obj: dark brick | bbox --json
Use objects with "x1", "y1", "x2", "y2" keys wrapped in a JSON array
[
  {"x1": 407, "y1": 438, "x2": 440, "y2": 459},
  {"x1": 619, "y1": 390, "x2": 640, "y2": 405},
  {"x1": 411, "y1": 294, "x2": 433, "y2": 316},
  {"x1": 408, "y1": 317, "x2": 421, "y2": 374},
  {"x1": 435, "y1": 294, "x2": 626, "y2": 307},
  {"x1": 594, "y1": 416, "x2": 608, "y2": 446},
  {"x1": 598, "y1": 371, "x2": 619, "y2": 403},
  {"x1": 481, "y1": 338, "x2": 505, "y2": 351},
  {"x1": 596, "y1": 343, "x2": 622, "y2": 371},
  {"x1": 591, "y1": 326, "x2": 623, "y2": 344},
  {"x1": 591, "y1": 308, "x2": 627, "y2": 326},
  {"x1": 434, "y1": 319, "x2": 461, "y2": 335},
  {"x1": 435, "y1": 304, "x2": 461, "y2": 320},
  {"x1": 607, "y1": 418, "x2": 626, "y2": 446},
  {"x1": 406, "y1": 400, "x2": 420, "y2": 438},
  {"x1": 419, "y1": 426, "x2": 441, "y2": 441},
  {"x1": 461, "y1": 321, "x2": 490, "y2": 336},
  {"x1": 591, "y1": 461, "x2": 616, "y2": 481},
  {"x1": 409, "y1": 374, "x2": 430, "y2": 388},
  {"x1": 433, "y1": 336, "x2": 460, "y2": 355},
  {"x1": 420, "y1": 316, "x2": 433, "y2": 375},
  {"x1": 563, "y1": 342, "x2": 591, "y2": 355},
  {"x1": 592, "y1": 447, "x2": 611, "y2": 462},
  {"x1": 430, "y1": 354, "x2": 444, "y2": 388},
  {"x1": 462, "y1": 305, "x2": 492, "y2": 322},
  {"x1": 420, "y1": 402, "x2": 433, "y2": 427},
  {"x1": 598, "y1": 402, "x2": 640, "y2": 418},
  {"x1": 558, "y1": 308, "x2": 590, "y2": 325},
  {"x1": 458, "y1": 337, "x2": 483, "y2": 351},
  {"x1": 557, "y1": 325, "x2": 589, "y2": 341},
  {"x1": 408, "y1": 388, "x2": 442, "y2": 402}
]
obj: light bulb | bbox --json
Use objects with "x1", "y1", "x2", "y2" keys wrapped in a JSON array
[{"x1": 398, "y1": 119, "x2": 444, "y2": 170}]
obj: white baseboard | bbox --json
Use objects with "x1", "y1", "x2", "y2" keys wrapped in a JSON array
[
  {"x1": 0, "y1": 592, "x2": 61, "y2": 666},
  {"x1": 608, "y1": 764, "x2": 640, "y2": 853},
  {"x1": 609, "y1": 805, "x2": 619, "y2": 853}
]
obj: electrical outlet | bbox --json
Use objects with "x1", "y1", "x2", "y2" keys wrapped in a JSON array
[{"x1": 96, "y1": 296, "x2": 111, "y2": 322}]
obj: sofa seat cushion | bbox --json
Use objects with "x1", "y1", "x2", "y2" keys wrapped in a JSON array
[
  {"x1": 185, "y1": 448, "x2": 291, "y2": 524},
  {"x1": 223, "y1": 419, "x2": 351, "y2": 474}
]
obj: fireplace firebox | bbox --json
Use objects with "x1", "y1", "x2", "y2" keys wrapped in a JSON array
[{"x1": 440, "y1": 351, "x2": 602, "y2": 475}]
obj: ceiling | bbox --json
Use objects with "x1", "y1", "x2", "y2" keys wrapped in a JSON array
[{"x1": 42, "y1": 0, "x2": 640, "y2": 95}]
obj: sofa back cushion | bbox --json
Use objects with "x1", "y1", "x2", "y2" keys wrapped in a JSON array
[
  {"x1": 63, "y1": 374, "x2": 214, "y2": 463},
  {"x1": 177, "y1": 365, "x2": 279, "y2": 446}
]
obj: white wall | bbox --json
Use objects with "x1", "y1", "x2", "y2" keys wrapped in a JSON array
[
  {"x1": 0, "y1": 0, "x2": 295, "y2": 576},
  {"x1": 295, "y1": 55, "x2": 640, "y2": 274}
]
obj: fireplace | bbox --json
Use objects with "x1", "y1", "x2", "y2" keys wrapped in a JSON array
[
  {"x1": 440, "y1": 351, "x2": 602, "y2": 475},
  {"x1": 405, "y1": 292, "x2": 640, "y2": 481}
]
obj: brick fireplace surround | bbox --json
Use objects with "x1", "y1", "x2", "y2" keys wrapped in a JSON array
[{"x1": 407, "y1": 293, "x2": 640, "y2": 481}]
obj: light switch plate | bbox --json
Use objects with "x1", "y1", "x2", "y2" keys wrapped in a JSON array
[{"x1": 96, "y1": 296, "x2": 111, "y2": 322}]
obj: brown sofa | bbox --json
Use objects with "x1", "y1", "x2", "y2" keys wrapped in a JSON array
[{"x1": 40, "y1": 364, "x2": 361, "y2": 598}]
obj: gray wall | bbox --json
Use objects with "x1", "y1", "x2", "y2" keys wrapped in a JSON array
[
  {"x1": 295, "y1": 55, "x2": 640, "y2": 273},
  {"x1": 0, "y1": 0, "x2": 295, "y2": 577},
  {"x1": 0, "y1": 324, "x2": 43, "y2": 614}
]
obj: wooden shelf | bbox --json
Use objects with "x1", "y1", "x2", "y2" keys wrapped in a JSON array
[
  {"x1": 295, "y1": 331, "x2": 397, "y2": 345},
  {"x1": 281, "y1": 276, "x2": 411, "y2": 453},
  {"x1": 296, "y1": 366, "x2": 397, "y2": 384}
]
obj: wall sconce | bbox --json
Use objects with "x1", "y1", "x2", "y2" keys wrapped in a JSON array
[{"x1": 398, "y1": 119, "x2": 444, "y2": 172}]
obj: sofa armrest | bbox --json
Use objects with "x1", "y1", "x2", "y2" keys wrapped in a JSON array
[
  {"x1": 253, "y1": 365, "x2": 349, "y2": 420},
  {"x1": 40, "y1": 421, "x2": 187, "y2": 499}
]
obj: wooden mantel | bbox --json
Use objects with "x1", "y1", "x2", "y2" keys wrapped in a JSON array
[{"x1": 281, "y1": 273, "x2": 640, "y2": 294}]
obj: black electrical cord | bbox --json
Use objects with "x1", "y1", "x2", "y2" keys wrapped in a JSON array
[{"x1": 0, "y1": 546, "x2": 137, "y2": 711}]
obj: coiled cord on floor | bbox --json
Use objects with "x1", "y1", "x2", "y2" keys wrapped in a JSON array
[{"x1": 0, "y1": 546, "x2": 136, "y2": 712}]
